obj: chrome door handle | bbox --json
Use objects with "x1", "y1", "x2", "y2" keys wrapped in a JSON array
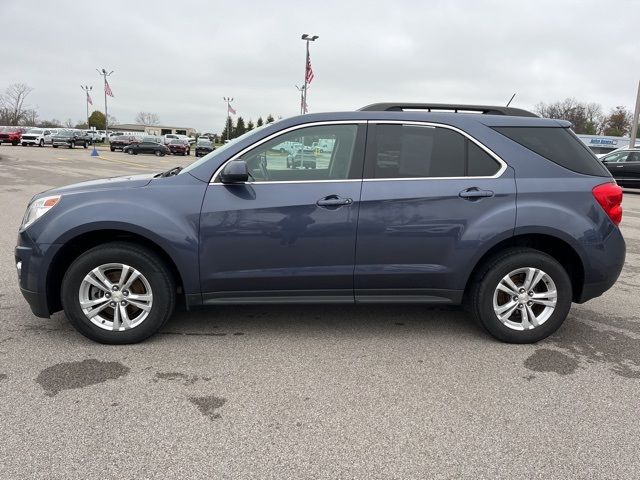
[
  {"x1": 317, "y1": 195, "x2": 353, "y2": 208},
  {"x1": 459, "y1": 188, "x2": 494, "y2": 200}
]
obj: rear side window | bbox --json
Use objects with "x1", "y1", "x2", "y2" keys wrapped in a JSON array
[
  {"x1": 493, "y1": 127, "x2": 609, "y2": 176},
  {"x1": 366, "y1": 124, "x2": 501, "y2": 178}
]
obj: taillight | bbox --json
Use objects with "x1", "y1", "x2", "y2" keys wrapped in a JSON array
[{"x1": 592, "y1": 182, "x2": 623, "y2": 226}]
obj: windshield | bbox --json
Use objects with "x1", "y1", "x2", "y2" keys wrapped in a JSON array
[
  {"x1": 197, "y1": 141, "x2": 213, "y2": 146},
  {"x1": 179, "y1": 123, "x2": 273, "y2": 175},
  {"x1": 58, "y1": 131, "x2": 73, "y2": 137},
  {"x1": 27, "y1": 129, "x2": 43, "y2": 134}
]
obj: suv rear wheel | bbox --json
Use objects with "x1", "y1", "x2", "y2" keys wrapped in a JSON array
[
  {"x1": 469, "y1": 248, "x2": 572, "y2": 343},
  {"x1": 61, "y1": 242, "x2": 176, "y2": 344}
]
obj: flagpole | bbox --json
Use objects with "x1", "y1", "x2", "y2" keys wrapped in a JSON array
[
  {"x1": 97, "y1": 68, "x2": 113, "y2": 141},
  {"x1": 81, "y1": 85, "x2": 92, "y2": 129},
  {"x1": 223, "y1": 97, "x2": 234, "y2": 141},
  {"x1": 300, "y1": 34, "x2": 318, "y2": 114}
]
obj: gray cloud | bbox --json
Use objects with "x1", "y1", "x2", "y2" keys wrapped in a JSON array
[{"x1": 3, "y1": 0, "x2": 639, "y2": 132}]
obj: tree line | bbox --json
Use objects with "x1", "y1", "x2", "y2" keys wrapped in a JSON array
[
  {"x1": 2, "y1": 82, "x2": 637, "y2": 138},
  {"x1": 535, "y1": 98, "x2": 634, "y2": 136},
  {"x1": 221, "y1": 114, "x2": 275, "y2": 140}
]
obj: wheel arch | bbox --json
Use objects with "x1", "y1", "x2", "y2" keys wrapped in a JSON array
[
  {"x1": 46, "y1": 229, "x2": 185, "y2": 314},
  {"x1": 463, "y1": 232, "x2": 586, "y2": 303}
]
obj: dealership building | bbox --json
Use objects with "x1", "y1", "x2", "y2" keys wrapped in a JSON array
[
  {"x1": 577, "y1": 134, "x2": 633, "y2": 155},
  {"x1": 111, "y1": 123, "x2": 196, "y2": 137}
]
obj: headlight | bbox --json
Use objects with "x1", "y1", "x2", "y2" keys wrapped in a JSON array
[{"x1": 21, "y1": 195, "x2": 61, "y2": 230}]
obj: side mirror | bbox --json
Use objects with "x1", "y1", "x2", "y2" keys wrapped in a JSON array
[{"x1": 220, "y1": 160, "x2": 249, "y2": 183}]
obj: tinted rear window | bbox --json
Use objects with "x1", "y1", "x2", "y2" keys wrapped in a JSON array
[{"x1": 493, "y1": 126, "x2": 608, "y2": 176}]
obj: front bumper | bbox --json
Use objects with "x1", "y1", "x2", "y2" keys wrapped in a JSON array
[{"x1": 15, "y1": 240, "x2": 62, "y2": 319}]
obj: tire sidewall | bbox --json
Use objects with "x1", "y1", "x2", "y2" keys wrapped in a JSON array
[
  {"x1": 476, "y1": 251, "x2": 572, "y2": 343},
  {"x1": 61, "y1": 244, "x2": 175, "y2": 344}
]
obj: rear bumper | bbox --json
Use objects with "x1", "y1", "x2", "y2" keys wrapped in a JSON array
[{"x1": 576, "y1": 226, "x2": 626, "y2": 303}]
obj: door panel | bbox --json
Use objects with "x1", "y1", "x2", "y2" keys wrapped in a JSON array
[
  {"x1": 355, "y1": 122, "x2": 517, "y2": 302},
  {"x1": 199, "y1": 182, "x2": 361, "y2": 301}
]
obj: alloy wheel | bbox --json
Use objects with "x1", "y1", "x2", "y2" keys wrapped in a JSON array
[
  {"x1": 78, "y1": 263, "x2": 153, "y2": 331},
  {"x1": 492, "y1": 267, "x2": 557, "y2": 331}
]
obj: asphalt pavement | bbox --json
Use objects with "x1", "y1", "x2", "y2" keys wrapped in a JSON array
[{"x1": 1, "y1": 144, "x2": 640, "y2": 479}]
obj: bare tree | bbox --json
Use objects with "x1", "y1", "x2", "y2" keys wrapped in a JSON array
[
  {"x1": 64, "y1": 118, "x2": 75, "y2": 128},
  {"x1": 535, "y1": 98, "x2": 603, "y2": 134},
  {"x1": 0, "y1": 83, "x2": 34, "y2": 125},
  {"x1": 135, "y1": 112, "x2": 160, "y2": 125},
  {"x1": 22, "y1": 109, "x2": 39, "y2": 126}
]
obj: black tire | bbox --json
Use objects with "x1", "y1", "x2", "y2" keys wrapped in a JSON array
[
  {"x1": 61, "y1": 242, "x2": 176, "y2": 344},
  {"x1": 39, "y1": 139, "x2": 44, "y2": 147},
  {"x1": 52, "y1": 145, "x2": 58, "y2": 148},
  {"x1": 70, "y1": 141, "x2": 75, "y2": 149},
  {"x1": 83, "y1": 142, "x2": 88, "y2": 149},
  {"x1": 110, "y1": 146, "x2": 115, "y2": 152},
  {"x1": 128, "y1": 149, "x2": 134, "y2": 155},
  {"x1": 468, "y1": 247, "x2": 572, "y2": 343},
  {"x1": 12, "y1": 141, "x2": 18, "y2": 146}
]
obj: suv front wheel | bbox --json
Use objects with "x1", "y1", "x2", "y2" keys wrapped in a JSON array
[
  {"x1": 61, "y1": 242, "x2": 176, "y2": 344},
  {"x1": 469, "y1": 248, "x2": 572, "y2": 343}
]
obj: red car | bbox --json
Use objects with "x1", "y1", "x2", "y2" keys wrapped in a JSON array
[
  {"x1": 167, "y1": 139, "x2": 190, "y2": 156},
  {"x1": 0, "y1": 127, "x2": 24, "y2": 145}
]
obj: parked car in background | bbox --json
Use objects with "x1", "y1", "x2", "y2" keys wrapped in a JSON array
[
  {"x1": 195, "y1": 139, "x2": 215, "y2": 157},
  {"x1": 109, "y1": 135, "x2": 139, "y2": 152},
  {"x1": 0, "y1": 126, "x2": 24, "y2": 145},
  {"x1": 600, "y1": 147, "x2": 640, "y2": 188},
  {"x1": 123, "y1": 140, "x2": 169, "y2": 156},
  {"x1": 85, "y1": 130, "x2": 105, "y2": 143},
  {"x1": 167, "y1": 139, "x2": 190, "y2": 156},
  {"x1": 14, "y1": 102, "x2": 626, "y2": 345},
  {"x1": 163, "y1": 134, "x2": 180, "y2": 145},
  {"x1": 286, "y1": 146, "x2": 317, "y2": 169},
  {"x1": 51, "y1": 130, "x2": 91, "y2": 148},
  {"x1": 21, "y1": 128, "x2": 52, "y2": 147},
  {"x1": 45, "y1": 129, "x2": 61, "y2": 144}
]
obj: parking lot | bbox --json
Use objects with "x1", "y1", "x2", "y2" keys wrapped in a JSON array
[{"x1": 1, "y1": 144, "x2": 640, "y2": 478}]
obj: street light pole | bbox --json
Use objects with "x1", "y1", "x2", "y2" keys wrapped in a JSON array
[
  {"x1": 630, "y1": 80, "x2": 640, "y2": 149},
  {"x1": 223, "y1": 97, "x2": 234, "y2": 141},
  {"x1": 80, "y1": 85, "x2": 92, "y2": 128},
  {"x1": 96, "y1": 68, "x2": 113, "y2": 140},
  {"x1": 300, "y1": 34, "x2": 318, "y2": 114}
]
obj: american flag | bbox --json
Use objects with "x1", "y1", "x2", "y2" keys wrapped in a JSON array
[
  {"x1": 228, "y1": 104, "x2": 236, "y2": 115},
  {"x1": 305, "y1": 55, "x2": 314, "y2": 84},
  {"x1": 104, "y1": 79, "x2": 114, "y2": 97},
  {"x1": 86, "y1": 92, "x2": 93, "y2": 105}
]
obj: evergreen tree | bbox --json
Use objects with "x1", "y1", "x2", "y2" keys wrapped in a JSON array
[
  {"x1": 235, "y1": 116, "x2": 247, "y2": 137},
  {"x1": 266, "y1": 114, "x2": 275, "y2": 123},
  {"x1": 221, "y1": 116, "x2": 233, "y2": 141},
  {"x1": 256, "y1": 117, "x2": 264, "y2": 127},
  {"x1": 247, "y1": 119, "x2": 255, "y2": 131}
]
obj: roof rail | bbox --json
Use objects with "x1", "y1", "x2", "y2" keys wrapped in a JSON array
[{"x1": 358, "y1": 103, "x2": 538, "y2": 118}]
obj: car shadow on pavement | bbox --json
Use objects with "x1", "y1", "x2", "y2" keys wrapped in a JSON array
[{"x1": 159, "y1": 303, "x2": 484, "y2": 340}]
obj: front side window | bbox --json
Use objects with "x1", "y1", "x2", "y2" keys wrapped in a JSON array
[
  {"x1": 232, "y1": 124, "x2": 362, "y2": 182},
  {"x1": 366, "y1": 124, "x2": 500, "y2": 179}
]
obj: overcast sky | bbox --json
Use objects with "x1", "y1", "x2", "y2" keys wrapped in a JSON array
[{"x1": 3, "y1": 0, "x2": 639, "y2": 132}]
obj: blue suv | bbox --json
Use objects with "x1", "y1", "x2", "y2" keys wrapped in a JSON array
[{"x1": 15, "y1": 103, "x2": 626, "y2": 344}]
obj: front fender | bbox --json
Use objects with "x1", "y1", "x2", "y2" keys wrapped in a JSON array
[{"x1": 27, "y1": 174, "x2": 207, "y2": 294}]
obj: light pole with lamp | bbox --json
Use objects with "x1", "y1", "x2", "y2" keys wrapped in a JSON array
[
  {"x1": 300, "y1": 34, "x2": 318, "y2": 114},
  {"x1": 223, "y1": 97, "x2": 234, "y2": 141},
  {"x1": 96, "y1": 68, "x2": 114, "y2": 141},
  {"x1": 80, "y1": 85, "x2": 93, "y2": 129}
]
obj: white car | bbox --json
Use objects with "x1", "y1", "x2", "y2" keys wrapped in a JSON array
[{"x1": 21, "y1": 128, "x2": 52, "y2": 147}]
